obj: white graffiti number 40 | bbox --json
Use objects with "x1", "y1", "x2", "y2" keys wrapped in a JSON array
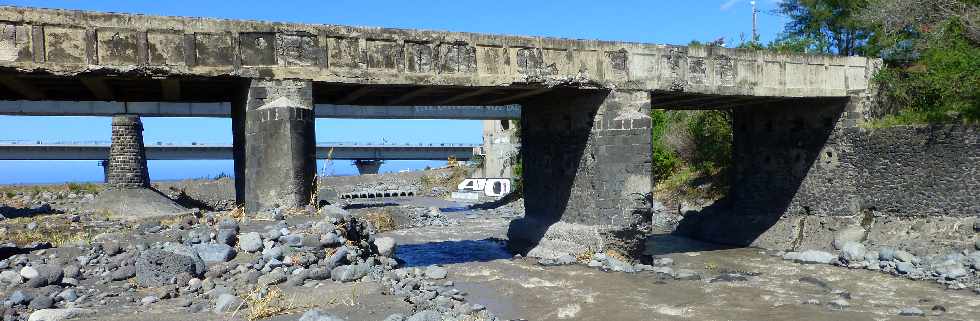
[{"x1": 457, "y1": 178, "x2": 511, "y2": 197}]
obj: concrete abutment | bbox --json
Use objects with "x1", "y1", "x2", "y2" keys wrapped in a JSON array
[
  {"x1": 233, "y1": 79, "x2": 317, "y2": 212},
  {"x1": 510, "y1": 89, "x2": 653, "y2": 259}
]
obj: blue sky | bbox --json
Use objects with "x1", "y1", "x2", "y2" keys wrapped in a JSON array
[{"x1": 0, "y1": 0, "x2": 787, "y2": 184}]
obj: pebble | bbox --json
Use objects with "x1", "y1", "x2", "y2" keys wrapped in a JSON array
[
  {"x1": 28, "y1": 296, "x2": 54, "y2": 310},
  {"x1": 424, "y1": 265, "x2": 448, "y2": 280},
  {"x1": 19, "y1": 266, "x2": 39, "y2": 280},
  {"x1": 213, "y1": 294, "x2": 243, "y2": 313},
  {"x1": 374, "y1": 237, "x2": 396, "y2": 258},
  {"x1": 827, "y1": 298, "x2": 850, "y2": 310},
  {"x1": 298, "y1": 309, "x2": 346, "y2": 321},
  {"x1": 239, "y1": 232, "x2": 263, "y2": 252},
  {"x1": 839, "y1": 241, "x2": 866, "y2": 263},
  {"x1": 898, "y1": 307, "x2": 925, "y2": 317}
]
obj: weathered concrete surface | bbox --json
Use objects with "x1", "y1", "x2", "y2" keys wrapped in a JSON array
[
  {"x1": 511, "y1": 89, "x2": 653, "y2": 259},
  {"x1": 235, "y1": 79, "x2": 316, "y2": 212},
  {"x1": 476, "y1": 119, "x2": 520, "y2": 179},
  {"x1": 0, "y1": 6, "x2": 876, "y2": 98}
]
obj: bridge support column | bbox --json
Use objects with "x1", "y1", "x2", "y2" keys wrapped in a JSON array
[
  {"x1": 509, "y1": 90, "x2": 653, "y2": 259},
  {"x1": 99, "y1": 160, "x2": 109, "y2": 183},
  {"x1": 233, "y1": 79, "x2": 316, "y2": 212},
  {"x1": 107, "y1": 115, "x2": 150, "y2": 189},
  {"x1": 353, "y1": 160, "x2": 383, "y2": 175}
]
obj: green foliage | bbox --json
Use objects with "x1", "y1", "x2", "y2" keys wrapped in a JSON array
[
  {"x1": 685, "y1": 111, "x2": 733, "y2": 175},
  {"x1": 650, "y1": 110, "x2": 680, "y2": 184},
  {"x1": 510, "y1": 119, "x2": 524, "y2": 196},
  {"x1": 775, "y1": 0, "x2": 873, "y2": 55},
  {"x1": 650, "y1": 109, "x2": 732, "y2": 202},
  {"x1": 871, "y1": 19, "x2": 980, "y2": 124},
  {"x1": 65, "y1": 182, "x2": 101, "y2": 194}
]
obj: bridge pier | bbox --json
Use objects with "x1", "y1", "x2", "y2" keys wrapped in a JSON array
[
  {"x1": 106, "y1": 115, "x2": 150, "y2": 189},
  {"x1": 233, "y1": 79, "x2": 317, "y2": 212},
  {"x1": 353, "y1": 160, "x2": 383, "y2": 175},
  {"x1": 509, "y1": 90, "x2": 653, "y2": 259}
]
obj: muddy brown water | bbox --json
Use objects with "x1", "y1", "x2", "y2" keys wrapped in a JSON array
[{"x1": 389, "y1": 203, "x2": 980, "y2": 321}]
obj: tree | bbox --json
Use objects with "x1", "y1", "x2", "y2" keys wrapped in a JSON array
[{"x1": 774, "y1": 0, "x2": 873, "y2": 56}]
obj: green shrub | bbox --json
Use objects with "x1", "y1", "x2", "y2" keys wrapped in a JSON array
[
  {"x1": 650, "y1": 109, "x2": 680, "y2": 183},
  {"x1": 686, "y1": 110, "x2": 733, "y2": 175}
]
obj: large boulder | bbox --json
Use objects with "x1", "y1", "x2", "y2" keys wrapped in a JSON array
[
  {"x1": 374, "y1": 237, "x2": 396, "y2": 258},
  {"x1": 192, "y1": 244, "x2": 236, "y2": 263},
  {"x1": 239, "y1": 232, "x2": 263, "y2": 253},
  {"x1": 27, "y1": 308, "x2": 95, "y2": 321},
  {"x1": 136, "y1": 243, "x2": 206, "y2": 287},
  {"x1": 839, "y1": 242, "x2": 867, "y2": 264},
  {"x1": 298, "y1": 309, "x2": 346, "y2": 321}
]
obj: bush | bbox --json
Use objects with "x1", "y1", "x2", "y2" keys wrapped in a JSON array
[{"x1": 872, "y1": 19, "x2": 980, "y2": 124}]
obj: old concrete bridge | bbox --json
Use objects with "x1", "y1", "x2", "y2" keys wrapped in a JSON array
[{"x1": 0, "y1": 6, "x2": 881, "y2": 258}]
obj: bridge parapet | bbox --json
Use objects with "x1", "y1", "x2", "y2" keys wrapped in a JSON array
[{"x1": 0, "y1": 6, "x2": 877, "y2": 98}]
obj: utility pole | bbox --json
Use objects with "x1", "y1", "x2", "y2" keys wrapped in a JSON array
[{"x1": 750, "y1": 1, "x2": 759, "y2": 42}]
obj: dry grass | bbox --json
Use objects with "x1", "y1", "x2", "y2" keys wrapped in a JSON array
[
  {"x1": 605, "y1": 249, "x2": 631, "y2": 263},
  {"x1": 4, "y1": 225, "x2": 101, "y2": 247},
  {"x1": 364, "y1": 209, "x2": 396, "y2": 233},
  {"x1": 576, "y1": 248, "x2": 596, "y2": 264},
  {"x1": 419, "y1": 166, "x2": 472, "y2": 197},
  {"x1": 237, "y1": 286, "x2": 309, "y2": 321}
]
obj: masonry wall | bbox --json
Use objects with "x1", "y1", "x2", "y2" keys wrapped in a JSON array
[
  {"x1": 679, "y1": 98, "x2": 980, "y2": 249},
  {"x1": 107, "y1": 115, "x2": 150, "y2": 189}
]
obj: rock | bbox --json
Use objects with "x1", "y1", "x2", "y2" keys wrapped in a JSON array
[
  {"x1": 257, "y1": 270, "x2": 287, "y2": 287},
  {"x1": 192, "y1": 244, "x2": 236, "y2": 263},
  {"x1": 213, "y1": 294, "x2": 244, "y2": 314},
  {"x1": 896, "y1": 262, "x2": 916, "y2": 274},
  {"x1": 839, "y1": 242, "x2": 866, "y2": 263},
  {"x1": 62, "y1": 265, "x2": 79, "y2": 279},
  {"x1": 239, "y1": 233, "x2": 263, "y2": 253},
  {"x1": 0, "y1": 270, "x2": 22, "y2": 285},
  {"x1": 975, "y1": 238, "x2": 979, "y2": 251},
  {"x1": 424, "y1": 265, "x2": 448, "y2": 279},
  {"x1": 794, "y1": 250, "x2": 837, "y2": 264},
  {"x1": 933, "y1": 262, "x2": 967, "y2": 280},
  {"x1": 102, "y1": 242, "x2": 122, "y2": 256},
  {"x1": 8, "y1": 290, "x2": 32, "y2": 305},
  {"x1": 27, "y1": 308, "x2": 95, "y2": 321},
  {"x1": 894, "y1": 250, "x2": 916, "y2": 263},
  {"x1": 832, "y1": 226, "x2": 866, "y2": 250},
  {"x1": 653, "y1": 257, "x2": 674, "y2": 266},
  {"x1": 298, "y1": 309, "x2": 346, "y2": 321},
  {"x1": 673, "y1": 269, "x2": 701, "y2": 281},
  {"x1": 320, "y1": 233, "x2": 341, "y2": 247},
  {"x1": 20, "y1": 266, "x2": 39, "y2": 280},
  {"x1": 110, "y1": 266, "x2": 137, "y2": 281},
  {"x1": 56, "y1": 289, "x2": 77, "y2": 302},
  {"x1": 140, "y1": 296, "x2": 158, "y2": 305},
  {"x1": 374, "y1": 237, "x2": 396, "y2": 258},
  {"x1": 331, "y1": 264, "x2": 370, "y2": 283},
  {"x1": 24, "y1": 265, "x2": 63, "y2": 287},
  {"x1": 28, "y1": 296, "x2": 54, "y2": 310},
  {"x1": 136, "y1": 244, "x2": 207, "y2": 287},
  {"x1": 319, "y1": 205, "x2": 350, "y2": 222},
  {"x1": 283, "y1": 235, "x2": 304, "y2": 247},
  {"x1": 306, "y1": 268, "x2": 331, "y2": 280},
  {"x1": 879, "y1": 247, "x2": 897, "y2": 261},
  {"x1": 261, "y1": 246, "x2": 284, "y2": 261},
  {"x1": 406, "y1": 310, "x2": 441, "y2": 321},
  {"x1": 899, "y1": 307, "x2": 925, "y2": 317},
  {"x1": 827, "y1": 298, "x2": 850, "y2": 310},
  {"x1": 383, "y1": 314, "x2": 405, "y2": 321},
  {"x1": 215, "y1": 229, "x2": 237, "y2": 246}
]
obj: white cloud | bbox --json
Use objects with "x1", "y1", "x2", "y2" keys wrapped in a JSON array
[{"x1": 720, "y1": 0, "x2": 743, "y2": 11}]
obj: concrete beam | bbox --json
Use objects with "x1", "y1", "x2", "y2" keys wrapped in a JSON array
[
  {"x1": 434, "y1": 88, "x2": 496, "y2": 105},
  {"x1": 0, "y1": 144, "x2": 476, "y2": 161},
  {"x1": 0, "y1": 100, "x2": 520, "y2": 119}
]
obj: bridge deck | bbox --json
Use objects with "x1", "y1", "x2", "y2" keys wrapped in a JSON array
[{"x1": 0, "y1": 6, "x2": 877, "y2": 108}]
